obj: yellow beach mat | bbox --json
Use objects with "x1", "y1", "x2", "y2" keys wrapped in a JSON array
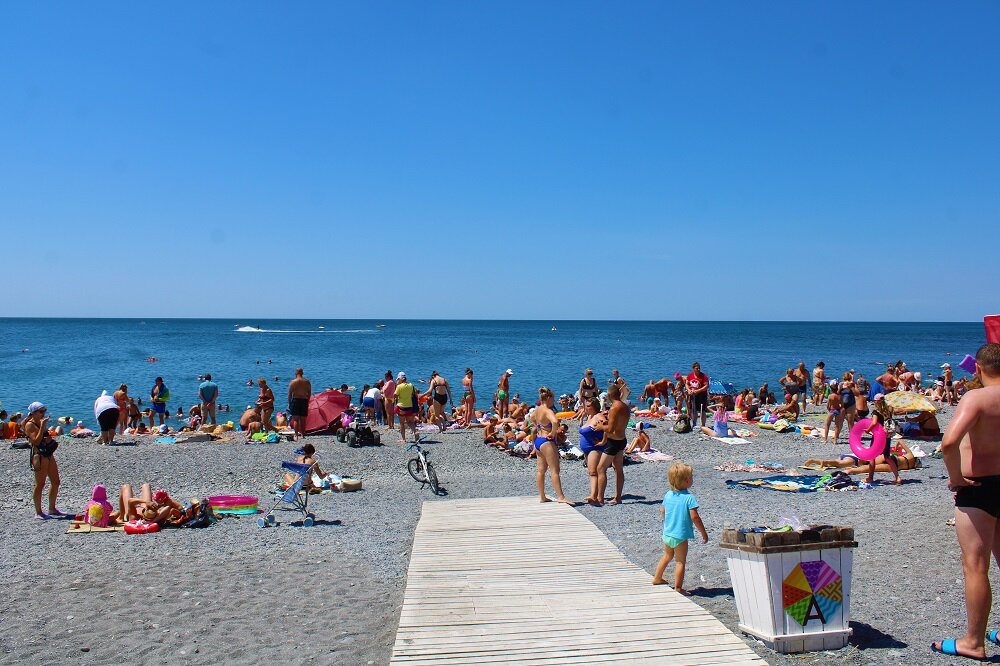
[{"x1": 66, "y1": 522, "x2": 125, "y2": 534}]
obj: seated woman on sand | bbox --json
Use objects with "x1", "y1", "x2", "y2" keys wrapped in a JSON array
[
  {"x1": 804, "y1": 441, "x2": 918, "y2": 475},
  {"x1": 773, "y1": 393, "x2": 800, "y2": 421},
  {"x1": 701, "y1": 400, "x2": 737, "y2": 438},
  {"x1": 284, "y1": 443, "x2": 326, "y2": 489},
  {"x1": 625, "y1": 423, "x2": 651, "y2": 453}
]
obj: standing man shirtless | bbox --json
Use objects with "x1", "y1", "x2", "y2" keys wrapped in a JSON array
[
  {"x1": 595, "y1": 384, "x2": 630, "y2": 505},
  {"x1": 497, "y1": 369, "x2": 512, "y2": 418},
  {"x1": 933, "y1": 343, "x2": 1000, "y2": 660},
  {"x1": 287, "y1": 368, "x2": 312, "y2": 438}
]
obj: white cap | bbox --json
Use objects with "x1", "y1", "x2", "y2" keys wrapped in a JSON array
[
  {"x1": 28, "y1": 402, "x2": 45, "y2": 414},
  {"x1": 941, "y1": 363, "x2": 951, "y2": 368},
  {"x1": 505, "y1": 369, "x2": 513, "y2": 375},
  {"x1": 397, "y1": 372, "x2": 406, "y2": 381}
]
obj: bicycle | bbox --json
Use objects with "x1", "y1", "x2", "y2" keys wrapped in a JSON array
[{"x1": 407, "y1": 439, "x2": 441, "y2": 495}]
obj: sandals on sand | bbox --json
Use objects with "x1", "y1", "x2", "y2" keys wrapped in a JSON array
[
  {"x1": 931, "y1": 639, "x2": 985, "y2": 661},
  {"x1": 989, "y1": 629, "x2": 1000, "y2": 646}
]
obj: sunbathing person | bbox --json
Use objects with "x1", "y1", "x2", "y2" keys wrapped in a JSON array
[
  {"x1": 773, "y1": 394, "x2": 800, "y2": 421},
  {"x1": 118, "y1": 483, "x2": 192, "y2": 525},
  {"x1": 625, "y1": 424, "x2": 651, "y2": 453},
  {"x1": 284, "y1": 443, "x2": 326, "y2": 488},
  {"x1": 804, "y1": 442, "x2": 917, "y2": 474}
]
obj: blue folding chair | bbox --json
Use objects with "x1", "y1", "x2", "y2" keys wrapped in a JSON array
[{"x1": 258, "y1": 461, "x2": 318, "y2": 527}]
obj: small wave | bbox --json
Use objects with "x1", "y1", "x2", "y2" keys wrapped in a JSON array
[{"x1": 235, "y1": 326, "x2": 374, "y2": 334}]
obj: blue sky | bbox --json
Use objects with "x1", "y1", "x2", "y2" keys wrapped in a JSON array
[{"x1": 3, "y1": 2, "x2": 998, "y2": 320}]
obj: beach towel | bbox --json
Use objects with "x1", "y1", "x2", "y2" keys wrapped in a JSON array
[
  {"x1": 711, "y1": 435, "x2": 751, "y2": 445},
  {"x1": 66, "y1": 523, "x2": 125, "y2": 534},
  {"x1": 715, "y1": 462, "x2": 788, "y2": 473},
  {"x1": 154, "y1": 436, "x2": 177, "y2": 444},
  {"x1": 632, "y1": 448, "x2": 673, "y2": 462},
  {"x1": 726, "y1": 474, "x2": 826, "y2": 493}
]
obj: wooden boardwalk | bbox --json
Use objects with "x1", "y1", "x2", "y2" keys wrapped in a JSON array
[{"x1": 391, "y1": 496, "x2": 766, "y2": 665}]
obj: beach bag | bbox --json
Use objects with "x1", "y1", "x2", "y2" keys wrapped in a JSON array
[
  {"x1": 673, "y1": 416, "x2": 692, "y2": 434},
  {"x1": 182, "y1": 499, "x2": 213, "y2": 529}
]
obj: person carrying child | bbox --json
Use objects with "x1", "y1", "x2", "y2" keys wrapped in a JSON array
[{"x1": 652, "y1": 462, "x2": 708, "y2": 594}]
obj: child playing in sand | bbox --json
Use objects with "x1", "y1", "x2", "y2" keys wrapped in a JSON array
[{"x1": 652, "y1": 462, "x2": 708, "y2": 594}]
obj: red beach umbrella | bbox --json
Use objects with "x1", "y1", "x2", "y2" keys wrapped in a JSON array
[{"x1": 305, "y1": 390, "x2": 351, "y2": 434}]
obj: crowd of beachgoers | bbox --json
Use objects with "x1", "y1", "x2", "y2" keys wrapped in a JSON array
[
  {"x1": 3, "y1": 356, "x2": 969, "y2": 521},
  {"x1": 5, "y1": 342, "x2": 1000, "y2": 663}
]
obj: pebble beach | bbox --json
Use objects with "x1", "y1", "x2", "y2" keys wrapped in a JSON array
[{"x1": 2, "y1": 407, "x2": 995, "y2": 666}]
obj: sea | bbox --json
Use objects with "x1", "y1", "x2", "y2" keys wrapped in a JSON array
[{"x1": 0, "y1": 319, "x2": 985, "y2": 424}]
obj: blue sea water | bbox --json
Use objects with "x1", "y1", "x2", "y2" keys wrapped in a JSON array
[{"x1": 0, "y1": 319, "x2": 984, "y2": 424}]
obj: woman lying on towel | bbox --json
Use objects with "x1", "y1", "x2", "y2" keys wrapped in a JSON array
[
  {"x1": 803, "y1": 442, "x2": 917, "y2": 474},
  {"x1": 118, "y1": 483, "x2": 200, "y2": 525}
]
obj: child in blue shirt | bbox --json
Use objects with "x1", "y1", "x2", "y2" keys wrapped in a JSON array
[{"x1": 653, "y1": 461, "x2": 708, "y2": 594}]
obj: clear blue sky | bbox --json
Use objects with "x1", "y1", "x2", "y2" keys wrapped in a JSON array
[{"x1": 3, "y1": 2, "x2": 998, "y2": 320}]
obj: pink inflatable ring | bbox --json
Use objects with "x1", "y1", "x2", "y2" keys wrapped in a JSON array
[{"x1": 849, "y1": 418, "x2": 886, "y2": 462}]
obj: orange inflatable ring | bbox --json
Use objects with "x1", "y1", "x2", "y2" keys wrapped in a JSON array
[
  {"x1": 123, "y1": 520, "x2": 161, "y2": 535},
  {"x1": 556, "y1": 411, "x2": 576, "y2": 419}
]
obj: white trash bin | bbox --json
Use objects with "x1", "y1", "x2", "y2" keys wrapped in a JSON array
[{"x1": 721, "y1": 526, "x2": 857, "y2": 653}]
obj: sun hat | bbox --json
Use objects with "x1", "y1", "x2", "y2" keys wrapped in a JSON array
[{"x1": 28, "y1": 402, "x2": 45, "y2": 414}]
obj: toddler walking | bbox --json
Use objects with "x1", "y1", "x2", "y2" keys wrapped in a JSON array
[{"x1": 652, "y1": 462, "x2": 708, "y2": 594}]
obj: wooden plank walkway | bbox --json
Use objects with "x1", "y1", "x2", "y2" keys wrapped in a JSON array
[{"x1": 391, "y1": 496, "x2": 766, "y2": 665}]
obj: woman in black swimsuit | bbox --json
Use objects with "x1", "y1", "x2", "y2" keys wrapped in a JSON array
[{"x1": 24, "y1": 402, "x2": 63, "y2": 520}]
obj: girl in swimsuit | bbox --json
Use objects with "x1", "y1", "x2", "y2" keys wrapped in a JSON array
[
  {"x1": 578, "y1": 398, "x2": 607, "y2": 506},
  {"x1": 823, "y1": 391, "x2": 843, "y2": 444},
  {"x1": 24, "y1": 403, "x2": 63, "y2": 519},
  {"x1": 795, "y1": 362, "x2": 809, "y2": 414},
  {"x1": 838, "y1": 373, "x2": 857, "y2": 432},
  {"x1": 531, "y1": 387, "x2": 573, "y2": 505},
  {"x1": 461, "y1": 368, "x2": 475, "y2": 427}
]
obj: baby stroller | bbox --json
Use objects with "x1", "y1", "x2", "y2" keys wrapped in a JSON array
[
  {"x1": 258, "y1": 461, "x2": 318, "y2": 527},
  {"x1": 337, "y1": 410, "x2": 381, "y2": 447}
]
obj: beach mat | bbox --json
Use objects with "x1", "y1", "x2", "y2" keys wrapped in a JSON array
[
  {"x1": 67, "y1": 523, "x2": 125, "y2": 534},
  {"x1": 712, "y1": 436, "x2": 751, "y2": 445},
  {"x1": 726, "y1": 474, "x2": 825, "y2": 493},
  {"x1": 631, "y1": 448, "x2": 673, "y2": 462}
]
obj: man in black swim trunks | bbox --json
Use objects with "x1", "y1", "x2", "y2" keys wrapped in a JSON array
[
  {"x1": 595, "y1": 384, "x2": 630, "y2": 505},
  {"x1": 934, "y1": 343, "x2": 1000, "y2": 660},
  {"x1": 287, "y1": 368, "x2": 311, "y2": 439}
]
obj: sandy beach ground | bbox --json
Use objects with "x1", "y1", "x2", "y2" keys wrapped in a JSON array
[{"x1": 2, "y1": 407, "x2": 998, "y2": 665}]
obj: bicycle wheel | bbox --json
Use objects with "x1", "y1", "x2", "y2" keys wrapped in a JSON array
[
  {"x1": 408, "y1": 458, "x2": 426, "y2": 483},
  {"x1": 425, "y1": 462, "x2": 440, "y2": 495}
]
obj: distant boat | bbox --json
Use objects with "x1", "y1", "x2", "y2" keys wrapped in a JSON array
[
  {"x1": 376, "y1": 323, "x2": 386, "y2": 328},
  {"x1": 235, "y1": 325, "x2": 263, "y2": 332},
  {"x1": 318, "y1": 326, "x2": 325, "y2": 329},
  {"x1": 551, "y1": 326, "x2": 558, "y2": 332}
]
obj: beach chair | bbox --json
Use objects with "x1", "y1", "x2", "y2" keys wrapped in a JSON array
[{"x1": 258, "y1": 461, "x2": 317, "y2": 527}]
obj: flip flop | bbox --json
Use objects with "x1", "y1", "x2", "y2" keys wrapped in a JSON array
[
  {"x1": 34, "y1": 513, "x2": 51, "y2": 520},
  {"x1": 931, "y1": 639, "x2": 986, "y2": 660},
  {"x1": 988, "y1": 629, "x2": 1000, "y2": 646}
]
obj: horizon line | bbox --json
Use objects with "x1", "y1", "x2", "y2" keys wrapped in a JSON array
[{"x1": 0, "y1": 316, "x2": 988, "y2": 324}]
